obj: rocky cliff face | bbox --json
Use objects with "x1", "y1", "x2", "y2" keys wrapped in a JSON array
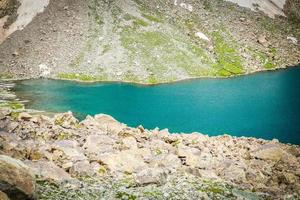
[{"x1": 0, "y1": 0, "x2": 299, "y2": 83}]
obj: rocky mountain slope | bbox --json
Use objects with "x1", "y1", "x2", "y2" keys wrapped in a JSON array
[{"x1": 0, "y1": 0, "x2": 299, "y2": 84}]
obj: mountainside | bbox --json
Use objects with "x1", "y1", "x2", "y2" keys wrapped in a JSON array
[{"x1": 0, "y1": 0, "x2": 299, "y2": 83}]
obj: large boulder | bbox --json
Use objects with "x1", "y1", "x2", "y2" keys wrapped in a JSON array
[
  {"x1": 134, "y1": 167, "x2": 168, "y2": 185},
  {"x1": 250, "y1": 144, "x2": 296, "y2": 163},
  {"x1": 83, "y1": 134, "x2": 115, "y2": 154},
  {"x1": 100, "y1": 148, "x2": 151, "y2": 173},
  {"x1": 0, "y1": 191, "x2": 9, "y2": 200},
  {"x1": 54, "y1": 112, "x2": 78, "y2": 129},
  {"x1": 94, "y1": 114, "x2": 126, "y2": 134},
  {"x1": 0, "y1": 155, "x2": 35, "y2": 200},
  {"x1": 24, "y1": 160, "x2": 75, "y2": 184},
  {"x1": 177, "y1": 144, "x2": 214, "y2": 169},
  {"x1": 51, "y1": 140, "x2": 86, "y2": 163}
]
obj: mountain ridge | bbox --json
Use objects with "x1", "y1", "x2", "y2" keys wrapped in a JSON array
[{"x1": 0, "y1": 0, "x2": 299, "y2": 84}]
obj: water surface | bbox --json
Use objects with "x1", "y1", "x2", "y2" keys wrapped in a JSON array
[{"x1": 14, "y1": 67, "x2": 300, "y2": 144}]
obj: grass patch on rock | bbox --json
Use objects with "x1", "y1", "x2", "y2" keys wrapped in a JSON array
[
  {"x1": 212, "y1": 31, "x2": 244, "y2": 76},
  {"x1": 57, "y1": 73, "x2": 107, "y2": 82}
]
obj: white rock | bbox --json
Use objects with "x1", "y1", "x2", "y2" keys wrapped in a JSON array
[
  {"x1": 39, "y1": 64, "x2": 51, "y2": 78},
  {"x1": 287, "y1": 36, "x2": 298, "y2": 45},
  {"x1": 195, "y1": 32, "x2": 210, "y2": 42}
]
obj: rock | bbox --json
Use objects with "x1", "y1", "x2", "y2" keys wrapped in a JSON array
[
  {"x1": 239, "y1": 17, "x2": 246, "y2": 22},
  {"x1": 7, "y1": 121, "x2": 19, "y2": 132},
  {"x1": 137, "y1": 125, "x2": 145, "y2": 133},
  {"x1": 153, "y1": 154, "x2": 182, "y2": 170},
  {"x1": 135, "y1": 167, "x2": 167, "y2": 185},
  {"x1": 222, "y1": 165, "x2": 246, "y2": 183},
  {"x1": 54, "y1": 112, "x2": 78, "y2": 129},
  {"x1": 195, "y1": 32, "x2": 210, "y2": 42},
  {"x1": 62, "y1": 162, "x2": 73, "y2": 170},
  {"x1": 25, "y1": 160, "x2": 74, "y2": 184},
  {"x1": 122, "y1": 136, "x2": 137, "y2": 149},
  {"x1": 287, "y1": 36, "x2": 298, "y2": 45},
  {"x1": 0, "y1": 108, "x2": 11, "y2": 119},
  {"x1": 0, "y1": 191, "x2": 10, "y2": 200},
  {"x1": 17, "y1": 112, "x2": 32, "y2": 121},
  {"x1": 12, "y1": 50, "x2": 19, "y2": 57},
  {"x1": 100, "y1": 149, "x2": 150, "y2": 173},
  {"x1": 251, "y1": 144, "x2": 294, "y2": 162},
  {"x1": 177, "y1": 144, "x2": 210, "y2": 168},
  {"x1": 280, "y1": 173, "x2": 298, "y2": 184},
  {"x1": 51, "y1": 144, "x2": 86, "y2": 162},
  {"x1": 39, "y1": 64, "x2": 51, "y2": 78},
  {"x1": 33, "y1": 115, "x2": 53, "y2": 125},
  {"x1": 0, "y1": 155, "x2": 35, "y2": 200},
  {"x1": 69, "y1": 160, "x2": 93, "y2": 176},
  {"x1": 83, "y1": 134, "x2": 115, "y2": 156},
  {"x1": 257, "y1": 35, "x2": 268, "y2": 47},
  {"x1": 198, "y1": 169, "x2": 221, "y2": 180},
  {"x1": 94, "y1": 114, "x2": 126, "y2": 134}
]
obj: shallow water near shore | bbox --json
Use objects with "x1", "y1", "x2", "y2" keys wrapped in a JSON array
[{"x1": 14, "y1": 67, "x2": 300, "y2": 144}]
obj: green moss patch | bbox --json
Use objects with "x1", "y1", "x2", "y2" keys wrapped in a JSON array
[
  {"x1": 57, "y1": 73, "x2": 107, "y2": 82},
  {"x1": 212, "y1": 31, "x2": 244, "y2": 76}
]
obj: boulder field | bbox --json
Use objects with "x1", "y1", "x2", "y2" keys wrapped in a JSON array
[{"x1": 0, "y1": 109, "x2": 299, "y2": 199}]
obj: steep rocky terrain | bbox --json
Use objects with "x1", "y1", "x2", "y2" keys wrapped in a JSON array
[
  {"x1": 0, "y1": 0, "x2": 299, "y2": 83},
  {"x1": 0, "y1": 109, "x2": 300, "y2": 199}
]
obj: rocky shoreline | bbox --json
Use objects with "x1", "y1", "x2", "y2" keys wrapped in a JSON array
[{"x1": 0, "y1": 104, "x2": 300, "y2": 199}]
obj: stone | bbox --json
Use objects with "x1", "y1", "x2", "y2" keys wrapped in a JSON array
[
  {"x1": 25, "y1": 160, "x2": 74, "y2": 184},
  {"x1": 0, "y1": 108, "x2": 11, "y2": 119},
  {"x1": 122, "y1": 136, "x2": 137, "y2": 149},
  {"x1": 62, "y1": 162, "x2": 73, "y2": 170},
  {"x1": 7, "y1": 122, "x2": 18, "y2": 132},
  {"x1": 83, "y1": 134, "x2": 115, "y2": 156},
  {"x1": 0, "y1": 191, "x2": 10, "y2": 200},
  {"x1": 198, "y1": 169, "x2": 221, "y2": 180},
  {"x1": 0, "y1": 155, "x2": 35, "y2": 200},
  {"x1": 17, "y1": 112, "x2": 32, "y2": 121},
  {"x1": 177, "y1": 144, "x2": 204, "y2": 168},
  {"x1": 100, "y1": 149, "x2": 150, "y2": 173},
  {"x1": 69, "y1": 160, "x2": 93, "y2": 176},
  {"x1": 239, "y1": 17, "x2": 246, "y2": 22},
  {"x1": 54, "y1": 112, "x2": 78, "y2": 129},
  {"x1": 135, "y1": 167, "x2": 167, "y2": 185},
  {"x1": 251, "y1": 144, "x2": 293, "y2": 162},
  {"x1": 287, "y1": 36, "x2": 298, "y2": 45},
  {"x1": 39, "y1": 64, "x2": 51, "y2": 78},
  {"x1": 94, "y1": 114, "x2": 126, "y2": 134},
  {"x1": 34, "y1": 115, "x2": 53, "y2": 125},
  {"x1": 257, "y1": 35, "x2": 268, "y2": 47},
  {"x1": 222, "y1": 165, "x2": 246, "y2": 183},
  {"x1": 195, "y1": 32, "x2": 210, "y2": 42},
  {"x1": 279, "y1": 173, "x2": 298, "y2": 184},
  {"x1": 53, "y1": 146, "x2": 86, "y2": 162}
]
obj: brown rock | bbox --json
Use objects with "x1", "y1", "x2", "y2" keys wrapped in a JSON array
[
  {"x1": 135, "y1": 167, "x2": 167, "y2": 185},
  {"x1": 0, "y1": 155, "x2": 35, "y2": 200},
  {"x1": 257, "y1": 35, "x2": 268, "y2": 47},
  {"x1": 25, "y1": 160, "x2": 74, "y2": 184},
  {"x1": 0, "y1": 191, "x2": 10, "y2": 200}
]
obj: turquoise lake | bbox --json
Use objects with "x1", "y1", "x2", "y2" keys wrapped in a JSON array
[{"x1": 14, "y1": 67, "x2": 300, "y2": 144}]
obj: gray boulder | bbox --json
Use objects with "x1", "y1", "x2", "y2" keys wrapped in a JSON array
[{"x1": 0, "y1": 155, "x2": 36, "y2": 200}]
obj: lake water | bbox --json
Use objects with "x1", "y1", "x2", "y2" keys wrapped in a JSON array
[{"x1": 14, "y1": 67, "x2": 300, "y2": 144}]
